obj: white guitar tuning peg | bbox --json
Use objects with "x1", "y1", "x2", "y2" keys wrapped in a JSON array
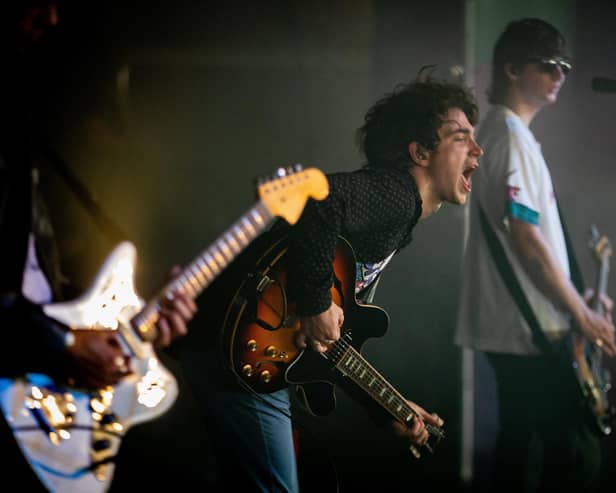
[
  {"x1": 276, "y1": 167, "x2": 287, "y2": 177},
  {"x1": 293, "y1": 163, "x2": 303, "y2": 172}
]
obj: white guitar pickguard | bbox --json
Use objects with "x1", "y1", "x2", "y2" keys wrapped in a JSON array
[{"x1": 0, "y1": 242, "x2": 178, "y2": 493}]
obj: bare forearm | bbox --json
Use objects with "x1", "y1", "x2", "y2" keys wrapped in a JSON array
[{"x1": 509, "y1": 219, "x2": 585, "y2": 321}]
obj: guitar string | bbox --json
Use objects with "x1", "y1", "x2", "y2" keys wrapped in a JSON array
[
  {"x1": 245, "y1": 290, "x2": 442, "y2": 444},
  {"x1": 232, "y1": 248, "x2": 442, "y2": 454},
  {"x1": 249, "y1": 278, "x2": 444, "y2": 443},
  {"x1": 246, "y1": 277, "x2": 408, "y2": 414},
  {"x1": 323, "y1": 335, "x2": 443, "y2": 441}
]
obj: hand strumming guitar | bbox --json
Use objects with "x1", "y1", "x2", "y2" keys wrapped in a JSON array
[{"x1": 295, "y1": 301, "x2": 344, "y2": 353}]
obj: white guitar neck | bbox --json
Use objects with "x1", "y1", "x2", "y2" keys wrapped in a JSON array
[{"x1": 132, "y1": 201, "x2": 274, "y2": 341}]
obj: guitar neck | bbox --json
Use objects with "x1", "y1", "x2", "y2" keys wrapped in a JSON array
[
  {"x1": 133, "y1": 201, "x2": 274, "y2": 339},
  {"x1": 329, "y1": 335, "x2": 417, "y2": 425},
  {"x1": 592, "y1": 258, "x2": 610, "y2": 315}
]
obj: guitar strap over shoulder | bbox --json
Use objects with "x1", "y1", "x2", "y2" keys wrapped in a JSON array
[
  {"x1": 476, "y1": 203, "x2": 554, "y2": 354},
  {"x1": 556, "y1": 199, "x2": 585, "y2": 295}
]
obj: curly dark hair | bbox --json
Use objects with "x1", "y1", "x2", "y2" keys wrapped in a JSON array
[
  {"x1": 488, "y1": 18, "x2": 568, "y2": 104},
  {"x1": 358, "y1": 76, "x2": 478, "y2": 170}
]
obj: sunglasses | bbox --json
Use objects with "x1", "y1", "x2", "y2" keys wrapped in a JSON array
[{"x1": 527, "y1": 57, "x2": 572, "y2": 76}]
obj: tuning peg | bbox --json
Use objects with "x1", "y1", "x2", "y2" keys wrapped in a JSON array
[
  {"x1": 589, "y1": 224, "x2": 599, "y2": 247},
  {"x1": 591, "y1": 224, "x2": 599, "y2": 240},
  {"x1": 276, "y1": 167, "x2": 287, "y2": 178}
]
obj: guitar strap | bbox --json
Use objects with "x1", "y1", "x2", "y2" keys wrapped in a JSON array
[
  {"x1": 476, "y1": 201, "x2": 582, "y2": 355},
  {"x1": 37, "y1": 141, "x2": 129, "y2": 245},
  {"x1": 477, "y1": 203, "x2": 551, "y2": 353},
  {"x1": 556, "y1": 199, "x2": 585, "y2": 295}
]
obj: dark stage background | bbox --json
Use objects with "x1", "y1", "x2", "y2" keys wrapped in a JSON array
[{"x1": 31, "y1": 1, "x2": 616, "y2": 491}]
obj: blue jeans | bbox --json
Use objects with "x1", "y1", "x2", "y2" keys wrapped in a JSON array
[{"x1": 181, "y1": 352, "x2": 299, "y2": 493}]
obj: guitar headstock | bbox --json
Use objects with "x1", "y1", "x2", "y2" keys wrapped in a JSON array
[
  {"x1": 589, "y1": 224, "x2": 613, "y2": 267},
  {"x1": 257, "y1": 165, "x2": 329, "y2": 225}
]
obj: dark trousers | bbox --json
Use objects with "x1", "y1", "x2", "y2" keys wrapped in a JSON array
[{"x1": 487, "y1": 352, "x2": 601, "y2": 493}]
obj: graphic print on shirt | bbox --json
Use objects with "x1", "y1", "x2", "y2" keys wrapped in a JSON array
[
  {"x1": 355, "y1": 251, "x2": 395, "y2": 294},
  {"x1": 506, "y1": 184, "x2": 539, "y2": 225}
]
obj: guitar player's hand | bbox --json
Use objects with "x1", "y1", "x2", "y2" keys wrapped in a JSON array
[
  {"x1": 154, "y1": 266, "x2": 198, "y2": 347},
  {"x1": 63, "y1": 330, "x2": 132, "y2": 389},
  {"x1": 581, "y1": 288, "x2": 616, "y2": 356},
  {"x1": 390, "y1": 400, "x2": 444, "y2": 447},
  {"x1": 295, "y1": 301, "x2": 344, "y2": 353},
  {"x1": 584, "y1": 288, "x2": 614, "y2": 323}
]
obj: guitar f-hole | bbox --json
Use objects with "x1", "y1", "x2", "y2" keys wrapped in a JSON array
[{"x1": 253, "y1": 274, "x2": 288, "y2": 331}]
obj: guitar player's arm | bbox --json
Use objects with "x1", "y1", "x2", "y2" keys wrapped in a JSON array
[
  {"x1": 0, "y1": 292, "x2": 134, "y2": 388},
  {"x1": 508, "y1": 218, "x2": 615, "y2": 354},
  {"x1": 0, "y1": 288, "x2": 196, "y2": 389}
]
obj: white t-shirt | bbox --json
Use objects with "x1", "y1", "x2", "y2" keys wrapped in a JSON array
[
  {"x1": 21, "y1": 233, "x2": 53, "y2": 305},
  {"x1": 455, "y1": 105, "x2": 571, "y2": 355}
]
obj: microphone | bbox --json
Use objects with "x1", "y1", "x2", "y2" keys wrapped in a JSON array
[{"x1": 591, "y1": 77, "x2": 616, "y2": 92}]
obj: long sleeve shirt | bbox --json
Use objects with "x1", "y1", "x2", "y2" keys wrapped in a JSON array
[{"x1": 286, "y1": 165, "x2": 422, "y2": 316}]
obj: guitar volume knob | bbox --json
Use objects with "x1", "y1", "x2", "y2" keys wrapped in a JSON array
[
  {"x1": 265, "y1": 345, "x2": 278, "y2": 357},
  {"x1": 242, "y1": 364, "x2": 253, "y2": 378},
  {"x1": 260, "y1": 370, "x2": 271, "y2": 383},
  {"x1": 246, "y1": 340, "x2": 257, "y2": 352}
]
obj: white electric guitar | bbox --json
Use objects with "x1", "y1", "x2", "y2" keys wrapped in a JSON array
[{"x1": 0, "y1": 166, "x2": 328, "y2": 493}]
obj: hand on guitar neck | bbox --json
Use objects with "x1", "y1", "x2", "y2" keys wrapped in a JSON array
[
  {"x1": 294, "y1": 301, "x2": 443, "y2": 454},
  {"x1": 390, "y1": 401, "x2": 444, "y2": 456},
  {"x1": 146, "y1": 265, "x2": 198, "y2": 348},
  {"x1": 582, "y1": 285, "x2": 614, "y2": 346},
  {"x1": 62, "y1": 268, "x2": 197, "y2": 390}
]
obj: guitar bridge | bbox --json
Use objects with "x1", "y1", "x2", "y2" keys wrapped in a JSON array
[{"x1": 25, "y1": 385, "x2": 77, "y2": 445}]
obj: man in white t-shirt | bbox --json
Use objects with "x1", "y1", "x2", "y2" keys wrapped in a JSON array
[{"x1": 455, "y1": 18, "x2": 615, "y2": 493}]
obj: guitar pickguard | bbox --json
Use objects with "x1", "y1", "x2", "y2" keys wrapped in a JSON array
[{"x1": 0, "y1": 242, "x2": 178, "y2": 493}]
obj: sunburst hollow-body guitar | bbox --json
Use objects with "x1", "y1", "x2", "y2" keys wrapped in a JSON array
[{"x1": 223, "y1": 235, "x2": 444, "y2": 457}]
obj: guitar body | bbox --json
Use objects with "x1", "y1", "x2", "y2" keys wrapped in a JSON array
[
  {"x1": 0, "y1": 242, "x2": 178, "y2": 493},
  {"x1": 568, "y1": 228, "x2": 615, "y2": 435},
  {"x1": 568, "y1": 333, "x2": 613, "y2": 435},
  {"x1": 0, "y1": 166, "x2": 330, "y2": 492},
  {"x1": 224, "y1": 236, "x2": 389, "y2": 416},
  {"x1": 225, "y1": 234, "x2": 445, "y2": 456}
]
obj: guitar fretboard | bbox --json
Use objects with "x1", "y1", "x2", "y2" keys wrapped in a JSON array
[
  {"x1": 328, "y1": 334, "x2": 417, "y2": 425},
  {"x1": 132, "y1": 202, "x2": 273, "y2": 338},
  {"x1": 592, "y1": 253, "x2": 610, "y2": 315}
]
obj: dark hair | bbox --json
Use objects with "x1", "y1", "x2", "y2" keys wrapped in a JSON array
[
  {"x1": 358, "y1": 76, "x2": 479, "y2": 170},
  {"x1": 488, "y1": 18, "x2": 568, "y2": 104}
]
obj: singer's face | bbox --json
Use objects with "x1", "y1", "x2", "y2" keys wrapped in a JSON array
[{"x1": 515, "y1": 59, "x2": 568, "y2": 107}]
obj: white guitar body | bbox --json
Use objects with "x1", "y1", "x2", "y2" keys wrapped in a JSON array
[
  {"x1": 0, "y1": 166, "x2": 329, "y2": 492},
  {"x1": 0, "y1": 242, "x2": 178, "y2": 493}
]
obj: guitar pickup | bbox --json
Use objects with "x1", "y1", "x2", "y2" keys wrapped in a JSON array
[{"x1": 255, "y1": 275, "x2": 274, "y2": 293}]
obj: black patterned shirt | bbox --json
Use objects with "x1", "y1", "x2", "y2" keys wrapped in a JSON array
[{"x1": 286, "y1": 166, "x2": 422, "y2": 316}]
